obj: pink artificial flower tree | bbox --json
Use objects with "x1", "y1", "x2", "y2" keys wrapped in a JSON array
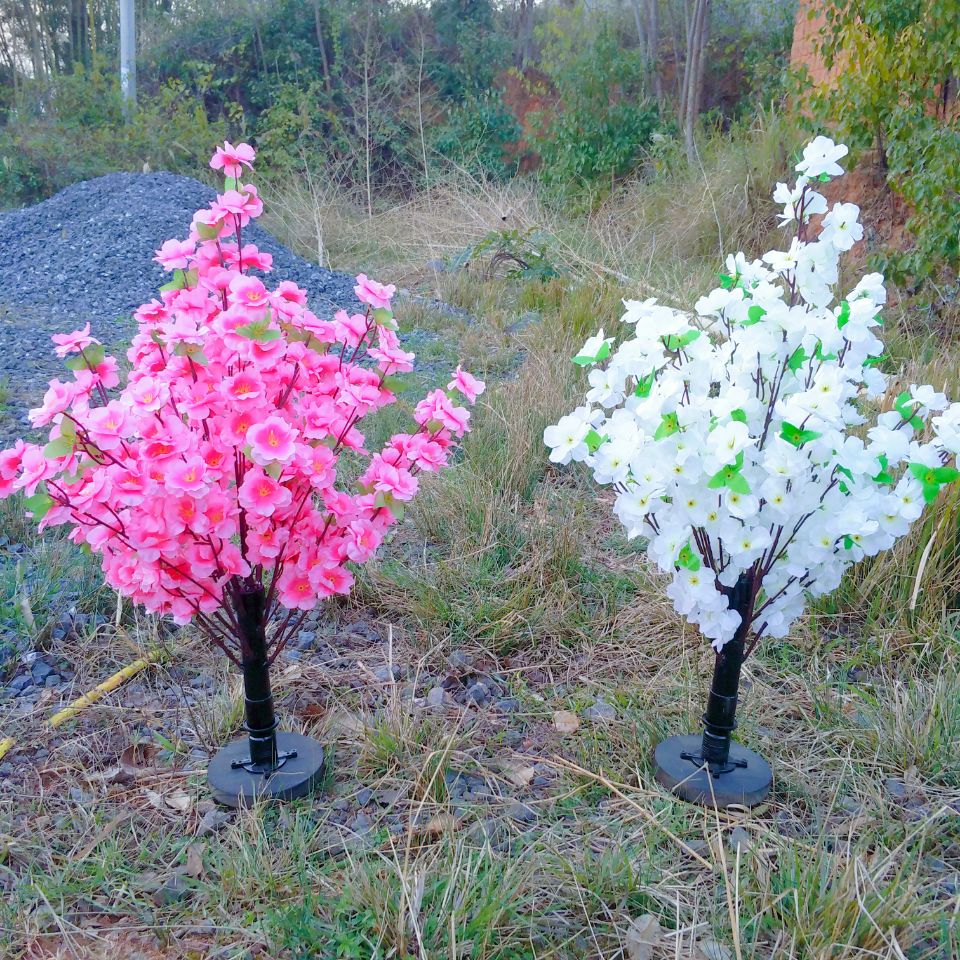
[{"x1": 0, "y1": 143, "x2": 483, "y2": 805}]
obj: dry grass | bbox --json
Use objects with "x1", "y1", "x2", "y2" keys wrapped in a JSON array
[{"x1": 2, "y1": 115, "x2": 959, "y2": 958}]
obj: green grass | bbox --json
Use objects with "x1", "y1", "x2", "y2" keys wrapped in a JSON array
[{"x1": 2, "y1": 116, "x2": 960, "y2": 959}]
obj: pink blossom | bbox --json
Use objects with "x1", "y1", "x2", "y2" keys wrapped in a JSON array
[
  {"x1": 29, "y1": 380, "x2": 76, "y2": 427},
  {"x1": 52, "y1": 323, "x2": 97, "y2": 358},
  {"x1": 345, "y1": 519, "x2": 382, "y2": 562},
  {"x1": 277, "y1": 569, "x2": 317, "y2": 610},
  {"x1": 238, "y1": 468, "x2": 292, "y2": 518},
  {"x1": 0, "y1": 140, "x2": 475, "y2": 649},
  {"x1": 448, "y1": 366, "x2": 486, "y2": 404},
  {"x1": 228, "y1": 275, "x2": 270, "y2": 312},
  {"x1": 224, "y1": 371, "x2": 263, "y2": 404},
  {"x1": 167, "y1": 457, "x2": 208, "y2": 495},
  {"x1": 129, "y1": 376, "x2": 169, "y2": 412},
  {"x1": 247, "y1": 416, "x2": 298, "y2": 465},
  {"x1": 209, "y1": 140, "x2": 256, "y2": 178},
  {"x1": 86, "y1": 402, "x2": 130, "y2": 451},
  {"x1": 154, "y1": 238, "x2": 196, "y2": 271},
  {"x1": 354, "y1": 274, "x2": 396, "y2": 310}
]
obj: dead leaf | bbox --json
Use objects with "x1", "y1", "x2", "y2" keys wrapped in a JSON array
[
  {"x1": 144, "y1": 788, "x2": 165, "y2": 810},
  {"x1": 496, "y1": 758, "x2": 535, "y2": 787},
  {"x1": 183, "y1": 844, "x2": 205, "y2": 879},
  {"x1": 696, "y1": 940, "x2": 732, "y2": 960},
  {"x1": 417, "y1": 813, "x2": 457, "y2": 836},
  {"x1": 553, "y1": 710, "x2": 580, "y2": 734},
  {"x1": 626, "y1": 914, "x2": 663, "y2": 960},
  {"x1": 164, "y1": 788, "x2": 192, "y2": 813},
  {"x1": 120, "y1": 741, "x2": 159, "y2": 778}
]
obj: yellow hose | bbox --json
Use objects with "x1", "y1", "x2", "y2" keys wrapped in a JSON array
[
  {"x1": 48, "y1": 647, "x2": 162, "y2": 729},
  {"x1": 1, "y1": 646, "x2": 163, "y2": 759}
]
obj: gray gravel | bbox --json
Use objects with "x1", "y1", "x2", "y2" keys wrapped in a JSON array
[{"x1": 0, "y1": 171, "x2": 360, "y2": 445}]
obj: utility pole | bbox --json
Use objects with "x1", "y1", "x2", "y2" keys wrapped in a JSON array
[{"x1": 120, "y1": 0, "x2": 137, "y2": 112}]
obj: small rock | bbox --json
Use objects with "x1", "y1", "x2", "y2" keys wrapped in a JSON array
[
  {"x1": 152, "y1": 874, "x2": 191, "y2": 907},
  {"x1": 466, "y1": 682, "x2": 489, "y2": 705},
  {"x1": 728, "y1": 826, "x2": 752, "y2": 853},
  {"x1": 584, "y1": 699, "x2": 616, "y2": 722},
  {"x1": 31, "y1": 662, "x2": 53, "y2": 682},
  {"x1": 356, "y1": 787, "x2": 373, "y2": 807},
  {"x1": 684, "y1": 838, "x2": 711, "y2": 858},
  {"x1": 426, "y1": 686, "x2": 445, "y2": 708},
  {"x1": 496, "y1": 698, "x2": 519, "y2": 714},
  {"x1": 9, "y1": 675, "x2": 30, "y2": 692},
  {"x1": 44, "y1": 675, "x2": 60, "y2": 688},
  {"x1": 69, "y1": 787, "x2": 92, "y2": 804},
  {"x1": 885, "y1": 777, "x2": 908, "y2": 802},
  {"x1": 846, "y1": 666, "x2": 870, "y2": 683},
  {"x1": 373, "y1": 665, "x2": 402, "y2": 683},
  {"x1": 197, "y1": 809, "x2": 233, "y2": 837},
  {"x1": 448, "y1": 650, "x2": 473, "y2": 671},
  {"x1": 925, "y1": 856, "x2": 948, "y2": 873},
  {"x1": 351, "y1": 812, "x2": 373, "y2": 833},
  {"x1": 506, "y1": 801, "x2": 537, "y2": 824}
]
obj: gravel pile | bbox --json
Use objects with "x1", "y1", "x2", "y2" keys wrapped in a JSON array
[{"x1": 0, "y1": 171, "x2": 360, "y2": 444}]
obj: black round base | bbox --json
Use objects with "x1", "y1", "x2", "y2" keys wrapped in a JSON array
[
  {"x1": 654, "y1": 734, "x2": 772, "y2": 808},
  {"x1": 208, "y1": 731, "x2": 325, "y2": 808}
]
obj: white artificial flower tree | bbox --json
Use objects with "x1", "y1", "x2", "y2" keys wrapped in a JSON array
[{"x1": 545, "y1": 138, "x2": 960, "y2": 806}]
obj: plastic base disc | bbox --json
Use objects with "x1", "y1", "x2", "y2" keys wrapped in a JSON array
[
  {"x1": 653, "y1": 734, "x2": 772, "y2": 808},
  {"x1": 208, "y1": 731, "x2": 325, "y2": 808}
]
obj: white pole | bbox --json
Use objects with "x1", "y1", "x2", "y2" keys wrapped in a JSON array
[{"x1": 120, "y1": 0, "x2": 136, "y2": 112}]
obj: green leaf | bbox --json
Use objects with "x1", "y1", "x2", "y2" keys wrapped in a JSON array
[
  {"x1": 237, "y1": 322, "x2": 282, "y2": 343},
  {"x1": 863, "y1": 354, "x2": 885, "y2": 367},
  {"x1": 787, "y1": 346, "x2": 807, "y2": 372},
  {"x1": 64, "y1": 344, "x2": 105, "y2": 372},
  {"x1": 730, "y1": 408, "x2": 748, "y2": 424},
  {"x1": 223, "y1": 176, "x2": 239, "y2": 191},
  {"x1": 159, "y1": 268, "x2": 187, "y2": 294},
  {"x1": 572, "y1": 338, "x2": 611, "y2": 366},
  {"x1": 654, "y1": 412, "x2": 679, "y2": 440},
  {"x1": 196, "y1": 220, "x2": 222, "y2": 242},
  {"x1": 265, "y1": 462, "x2": 283, "y2": 479},
  {"x1": 836, "y1": 300, "x2": 851, "y2": 330},
  {"x1": 744, "y1": 304, "x2": 766, "y2": 326},
  {"x1": 872, "y1": 454, "x2": 895, "y2": 486},
  {"x1": 677, "y1": 543, "x2": 701, "y2": 571},
  {"x1": 780, "y1": 421, "x2": 822, "y2": 448},
  {"x1": 23, "y1": 492, "x2": 53, "y2": 519},
  {"x1": 718, "y1": 273, "x2": 735, "y2": 290},
  {"x1": 372, "y1": 307, "x2": 396, "y2": 329},
  {"x1": 727, "y1": 471, "x2": 751, "y2": 495},
  {"x1": 584, "y1": 429, "x2": 607, "y2": 453},
  {"x1": 634, "y1": 370, "x2": 655, "y2": 398},
  {"x1": 707, "y1": 456, "x2": 751, "y2": 494},
  {"x1": 43, "y1": 436, "x2": 74, "y2": 459},
  {"x1": 843, "y1": 534, "x2": 854, "y2": 549},
  {"x1": 814, "y1": 341, "x2": 837, "y2": 361},
  {"x1": 662, "y1": 330, "x2": 700, "y2": 351}
]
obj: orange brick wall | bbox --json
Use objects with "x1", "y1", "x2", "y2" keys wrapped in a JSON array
[{"x1": 790, "y1": 0, "x2": 843, "y2": 89}]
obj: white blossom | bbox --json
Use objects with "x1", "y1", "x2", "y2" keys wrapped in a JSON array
[{"x1": 544, "y1": 138, "x2": 960, "y2": 651}]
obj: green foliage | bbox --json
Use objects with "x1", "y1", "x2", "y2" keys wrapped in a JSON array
[
  {"x1": 532, "y1": 11, "x2": 659, "y2": 189},
  {"x1": 450, "y1": 226, "x2": 561, "y2": 281},
  {"x1": 812, "y1": 0, "x2": 960, "y2": 281},
  {"x1": 0, "y1": 60, "x2": 227, "y2": 205},
  {"x1": 432, "y1": 91, "x2": 521, "y2": 181}
]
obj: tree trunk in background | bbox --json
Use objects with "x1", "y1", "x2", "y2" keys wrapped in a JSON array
[
  {"x1": 647, "y1": 0, "x2": 662, "y2": 104},
  {"x1": 516, "y1": 0, "x2": 534, "y2": 69},
  {"x1": 680, "y1": 0, "x2": 710, "y2": 161},
  {"x1": 312, "y1": 0, "x2": 332, "y2": 93}
]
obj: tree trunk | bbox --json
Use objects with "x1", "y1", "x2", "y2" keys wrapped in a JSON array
[
  {"x1": 681, "y1": 0, "x2": 710, "y2": 162},
  {"x1": 312, "y1": 0, "x2": 332, "y2": 94},
  {"x1": 516, "y1": 0, "x2": 535, "y2": 69},
  {"x1": 647, "y1": 0, "x2": 662, "y2": 104}
]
